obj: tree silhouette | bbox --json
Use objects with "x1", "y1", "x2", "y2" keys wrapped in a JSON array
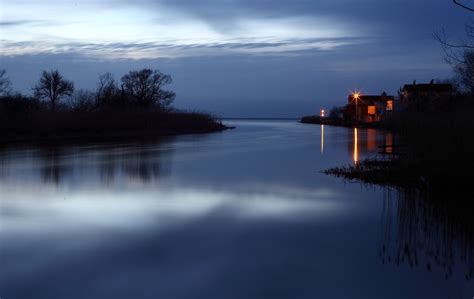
[
  {"x1": 453, "y1": 0, "x2": 474, "y2": 11},
  {"x1": 0, "y1": 69, "x2": 12, "y2": 96},
  {"x1": 454, "y1": 51, "x2": 474, "y2": 92},
  {"x1": 70, "y1": 89, "x2": 96, "y2": 112},
  {"x1": 33, "y1": 70, "x2": 74, "y2": 111},
  {"x1": 121, "y1": 69, "x2": 176, "y2": 109},
  {"x1": 434, "y1": 1, "x2": 474, "y2": 91},
  {"x1": 96, "y1": 72, "x2": 118, "y2": 108},
  {"x1": 434, "y1": 1, "x2": 474, "y2": 57}
]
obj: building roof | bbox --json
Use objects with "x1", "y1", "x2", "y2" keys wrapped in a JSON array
[{"x1": 403, "y1": 83, "x2": 453, "y2": 93}]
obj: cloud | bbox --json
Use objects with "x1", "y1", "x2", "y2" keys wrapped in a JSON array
[
  {"x1": 0, "y1": 0, "x2": 462, "y2": 118},
  {"x1": 4, "y1": 0, "x2": 464, "y2": 60},
  {"x1": 140, "y1": 0, "x2": 442, "y2": 33},
  {"x1": 0, "y1": 20, "x2": 54, "y2": 27},
  {"x1": 0, "y1": 20, "x2": 34, "y2": 27},
  {"x1": 0, "y1": 36, "x2": 368, "y2": 59}
]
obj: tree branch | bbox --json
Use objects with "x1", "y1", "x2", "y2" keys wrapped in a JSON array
[
  {"x1": 453, "y1": 0, "x2": 474, "y2": 12},
  {"x1": 433, "y1": 29, "x2": 474, "y2": 49}
]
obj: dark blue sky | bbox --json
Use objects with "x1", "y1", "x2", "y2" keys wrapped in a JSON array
[{"x1": 0, "y1": 0, "x2": 470, "y2": 117}]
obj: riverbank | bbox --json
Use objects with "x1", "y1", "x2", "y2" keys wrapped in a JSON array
[
  {"x1": 300, "y1": 92, "x2": 474, "y2": 199},
  {"x1": 320, "y1": 103, "x2": 474, "y2": 198},
  {"x1": 0, "y1": 110, "x2": 231, "y2": 144},
  {"x1": 320, "y1": 104, "x2": 474, "y2": 281}
]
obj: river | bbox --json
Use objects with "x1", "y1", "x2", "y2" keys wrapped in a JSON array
[{"x1": 0, "y1": 120, "x2": 472, "y2": 298}]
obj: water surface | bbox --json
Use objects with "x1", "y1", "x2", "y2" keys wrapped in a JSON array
[{"x1": 0, "y1": 120, "x2": 472, "y2": 298}]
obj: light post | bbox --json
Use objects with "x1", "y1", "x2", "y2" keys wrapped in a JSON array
[{"x1": 352, "y1": 92, "x2": 361, "y2": 122}]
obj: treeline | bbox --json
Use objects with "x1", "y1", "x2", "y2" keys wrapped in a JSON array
[
  {"x1": 0, "y1": 68, "x2": 176, "y2": 113},
  {"x1": 0, "y1": 69, "x2": 227, "y2": 142}
]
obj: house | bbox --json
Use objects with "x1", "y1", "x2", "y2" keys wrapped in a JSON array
[
  {"x1": 345, "y1": 92, "x2": 394, "y2": 123},
  {"x1": 400, "y1": 80, "x2": 453, "y2": 102}
]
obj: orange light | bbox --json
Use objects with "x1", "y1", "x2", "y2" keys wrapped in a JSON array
[
  {"x1": 368, "y1": 106, "x2": 376, "y2": 115},
  {"x1": 353, "y1": 128, "x2": 359, "y2": 163},
  {"x1": 353, "y1": 92, "x2": 361, "y2": 100}
]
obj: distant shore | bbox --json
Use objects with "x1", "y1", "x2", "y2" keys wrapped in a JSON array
[
  {"x1": 300, "y1": 115, "x2": 347, "y2": 127},
  {"x1": 300, "y1": 115, "x2": 384, "y2": 129}
]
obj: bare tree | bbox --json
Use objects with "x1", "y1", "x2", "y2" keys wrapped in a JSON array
[
  {"x1": 454, "y1": 51, "x2": 474, "y2": 92},
  {"x1": 121, "y1": 68, "x2": 176, "y2": 108},
  {"x1": 96, "y1": 72, "x2": 118, "y2": 108},
  {"x1": 434, "y1": 22, "x2": 474, "y2": 65},
  {"x1": 33, "y1": 70, "x2": 74, "y2": 110},
  {"x1": 70, "y1": 89, "x2": 96, "y2": 112},
  {"x1": 433, "y1": 1, "x2": 474, "y2": 91},
  {"x1": 0, "y1": 69, "x2": 12, "y2": 96},
  {"x1": 434, "y1": 1, "x2": 474, "y2": 57}
]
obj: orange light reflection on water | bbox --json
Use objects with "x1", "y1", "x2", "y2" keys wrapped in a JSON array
[
  {"x1": 321, "y1": 125, "x2": 324, "y2": 153},
  {"x1": 353, "y1": 128, "x2": 358, "y2": 163}
]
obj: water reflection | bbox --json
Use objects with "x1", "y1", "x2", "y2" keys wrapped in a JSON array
[
  {"x1": 321, "y1": 124, "x2": 325, "y2": 153},
  {"x1": 350, "y1": 127, "x2": 395, "y2": 163},
  {"x1": 380, "y1": 189, "x2": 474, "y2": 281},
  {"x1": 40, "y1": 147, "x2": 70, "y2": 184},
  {"x1": 346, "y1": 128, "x2": 473, "y2": 281},
  {"x1": 385, "y1": 132, "x2": 394, "y2": 154},
  {"x1": 0, "y1": 121, "x2": 472, "y2": 298},
  {"x1": 353, "y1": 128, "x2": 358, "y2": 163},
  {"x1": 0, "y1": 140, "x2": 174, "y2": 187}
]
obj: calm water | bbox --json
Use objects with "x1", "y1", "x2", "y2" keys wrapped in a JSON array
[{"x1": 0, "y1": 120, "x2": 472, "y2": 298}]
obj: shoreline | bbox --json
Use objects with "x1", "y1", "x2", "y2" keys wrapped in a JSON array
[
  {"x1": 300, "y1": 115, "x2": 390, "y2": 130},
  {"x1": 0, "y1": 110, "x2": 233, "y2": 145},
  {"x1": 0, "y1": 126, "x2": 233, "y2": 146}
]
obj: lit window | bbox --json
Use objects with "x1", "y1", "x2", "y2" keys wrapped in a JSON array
[
  {"x1": 368, "y1": 106, "x2": 376, "y2": 115},
  {"x1": 386, "y1": 100, "x2": 393, "y2": 111}
]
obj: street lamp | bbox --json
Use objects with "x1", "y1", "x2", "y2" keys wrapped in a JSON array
[{"x1": 352, "y1": 92, "x2": 361, "y2": 122}]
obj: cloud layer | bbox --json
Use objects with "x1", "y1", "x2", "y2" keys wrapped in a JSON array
[
  {"x1": 0, "y1": 0, "x2": 468, "y2": 116},
  {"x1": 1, "y1": 36, "x2": 370, "y2": 60}
]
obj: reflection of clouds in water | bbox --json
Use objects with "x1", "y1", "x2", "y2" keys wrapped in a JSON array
[
  {"x1": 0, "y1": 185, "x2": 346, "y2": 237},
  {"x1": 2, "y1": 188, "x2": 470, "y2": 299},
  {"x1": 1, "y1": 122, "x2": 472, "y2": 299}
]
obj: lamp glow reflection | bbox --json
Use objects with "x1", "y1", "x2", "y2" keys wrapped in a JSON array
[
  {"x1": 353, "y1": 128, "x2": 359, "y2": 163},
  {"x1": 321, "y1": 124, "x2": 325, "y2": 153}
]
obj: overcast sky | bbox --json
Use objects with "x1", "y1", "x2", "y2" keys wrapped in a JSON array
[{"x1": 0, "y1": 0, "x2": 470, "y2": 117}]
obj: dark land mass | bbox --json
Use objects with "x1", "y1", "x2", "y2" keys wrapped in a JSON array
[
  {"x1": 0, "y1": 68, "x2": 231, "y2": 145},
  {"x1": 0, "y1": 110, "x2": 230, "y2": 144}
]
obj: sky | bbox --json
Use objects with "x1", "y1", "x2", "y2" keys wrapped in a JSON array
[{"x1": 0, "y1": 0, "x2": 471, "y2": 117}]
